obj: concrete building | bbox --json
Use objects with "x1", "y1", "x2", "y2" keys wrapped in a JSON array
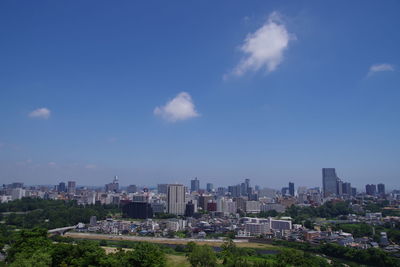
[
  {"x1": 167, "y1": 184, "x2": 186, "y2": 215},
  {"x1": 245, "y1": 200, "x2": 261, "y2": 213},
  {"x1": 378, "y1": 183, "x2": 385, "y2": 195},
  {"x1": 11, "y1": 188, "x2": 25, "y2": 200},
  {"x1": 289, "y1": 182, "x2": 295, "y2": 197},
  {"x1": 67, "y1": 181, "x2": 76, "y2": 194},
  {"x1": 245, "y1": 223, "x2": 269, "y2": 235},
  {"x1": 190, "y1": 178, "x2": 200, "y2": 192},
  {"x1": 122, "y1": 202, "x2": 153, "y2": 219},
  {"x1": 366, "y1": 184, "x2": 377, "y2": 196},
  {"x1": 322, "y1": 168, "x2": 338, "y2": 197}
]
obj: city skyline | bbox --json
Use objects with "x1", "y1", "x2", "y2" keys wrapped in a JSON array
[
  {"x1": 3, "y1": 169, "x2": 391, "y2": 193},
  {"x1": 1, "y1": 1, "x2": 400, "y2": 189}
]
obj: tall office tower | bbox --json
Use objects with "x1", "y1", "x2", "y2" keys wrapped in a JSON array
[
  {"x1": 366, "y1": 184, "x2": 377, "y2": 196},
  {"x1": 206, "y1": 183, "x2": 213, "y2": 193},
  {"x1": 289, "y1": 182, "x2": 295, "y2": 196},
  {"x1": 190, "y1": 178, "x2": 200, "y2": 192},
  {"x1": 157, "y1": 184, "x2": 168, "y2": 194},
  {"x1": 127, "y1": 184, "x2": 137, "y2": 193},
  {"x1": 67, "y1": 181, "x2": 76, "y2": 194},
  {"x1": 167, "y1": 184, "x2": 186, "y2": 215},
  {"x1": 322, "y1": 168, "x2": 339, "y2": 197},
  {"x1": 336, "y1": 179, "x2": 343, "y2": 196},
  {"x1": 105, "y1": 176, "x2": 119, "y2": 193},
  {"x1": 58, "y1": 182, "x2": 66, "y2": 193},
  {"x1": 245, "y1": 178, "x2": 250, "y2": 194},
  {"x1": 342, "y1": 182, "x2": 352, "y2": 195},
  {"x1": 377, "y1": 183, "x2": 385, "y2": 195},
  {"x1": 184, "y1": 201, "x2": 195, "y2": 217},
  {"x1": 228, "y1": 184, "x2": 241, "y2": 198}
]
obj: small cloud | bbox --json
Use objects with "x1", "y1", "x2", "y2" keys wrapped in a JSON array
[
  {"x1": 28, "y1": 107, "x2": 51, "y2": 119},
  {"x1": 48, "y1": 162, "x2": 56, "y2": 166},
  {"x1": 154, "y1": 92, "x2": 200, "y2": 122},
  {"x1": 227, "y1": 12, "x2": 294, "y2": 78},
  {"x1": 85, "y1": 164, "x2": 96, "y2": 169},
  {"x1": 368, "y1": 63, "x2": 395, "y2": 76},
  {"x1": 26, "y1": 159, "x2": 32, "y2": 164}
]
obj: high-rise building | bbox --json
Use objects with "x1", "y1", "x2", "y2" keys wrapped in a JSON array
[
  {"x1": 105, "y1": 176, "x2": 119, "y2": 193},
  {"x1": 378, "y1": 183, "x2": 385, "y2": 195},
  {"x1": 58, "y1": 182, "x2": 66, "y2": 193},
  {"x1": 122, "y1": 202, "x2": 153, "y2": 219},
  {"x1": 167, "y1": 184, "x2": 186, "y2": 215},
  {"x1": 228, "y1": 184, "x2": 241, "y2": 198},
  {"x1": 190, "y1": 178, "x2": 200, "y2": 192},
  {"x1": 322, "y1": 168, "x2": 338, "y2": 197},
  {"x1": 245, "y1": 178, "x2": 251, "y2": 194},
  {"x1": 342, "y1": 182, "x2": 351, "y2": 195},
  {"x1": 336, "y1": 179, "x2": 343, "y2": 196},
  {"x1": 67, "y1": 181, "x2": 76, "y2": 194},
  {"x1": 366, "y1": 184, "x2": 377, "y2": 196},
  {"x1": 184, "y1": 201, "x2": 195, "y2": 217},
  {"x1": 289, "y1": 182, "x2": 295, "y2": 197},
  {"x1": 157, "y1": 184, "x2": 168, "y2": 194},
  {"x1": 206, "y1": 183, "x2": 213, "y2": 193},
  {"x1": 199, "y1": 195, "x2": 212, "y2": 211}
]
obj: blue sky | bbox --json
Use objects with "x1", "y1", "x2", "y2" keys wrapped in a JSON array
[{"x1": 1, "y1": 0, "x2": 399, "y2": 190}]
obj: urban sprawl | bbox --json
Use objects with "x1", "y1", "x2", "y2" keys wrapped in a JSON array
[{"x1": 2, "y1": 168, "x2": 399, "y2": 255}]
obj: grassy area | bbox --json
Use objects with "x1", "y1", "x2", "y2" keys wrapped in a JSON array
[
  {"x1": 166, "y1": 254, "x2": 190, "y2": 267},
  {"x1": 65, "y1": 232, "x2": 279, "y2": 250},
  {"x1": 102, "y1": 245, "x2": 190, "y2": 267}
]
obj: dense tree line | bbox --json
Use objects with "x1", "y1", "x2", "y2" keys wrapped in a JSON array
[
  {"x1": 5, "y1": 228, "x2": 166, "y2": 267},
  {"x1": 185, "y1": 239, "x2": 331, "y2": 267},
  {"x1": 273, "y1": 240, "x2": 400, "y2": 267},
  {"x1": 1, "y1": 198, "x2": 119, "y2": 229},
  {"x1": 284, "y1": 201, "x2": 352, "y2": 223}
]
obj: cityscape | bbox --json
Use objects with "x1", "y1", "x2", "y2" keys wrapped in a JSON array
[
  {"x1": 1, "y1": 0, "x2": 400, "y2": 266},
  {"x1": 2, "y1": 168, "x2": 400, "y2": 264}
]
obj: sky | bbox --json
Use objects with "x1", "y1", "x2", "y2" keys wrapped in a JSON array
[{"x1": 1, "y1": 0, "x2": 400, "y2": 190}]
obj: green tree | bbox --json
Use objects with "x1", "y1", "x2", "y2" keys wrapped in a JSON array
[
  {"x1": 122, "y1": 242, "x2": 166, "y2": 267},
  {"x1": 10, "y1": 250, "x2": 52, "y2": 267},
  {"x1": 187, "y1": 244, "x2": 217, "y2": 267}
]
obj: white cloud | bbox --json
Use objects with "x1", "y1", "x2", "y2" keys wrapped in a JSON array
[
  {"x1": 154, "y1": 92, "x2": 200, "y2": 122},
  {"x1": 229, "y1": 12, "x2": 294, "y2": 77},
  {"x1": 48, "y1": 162, "x2": 56, "y2": 166},
  {"x1": 28, "y1": 107, "x2": 51, "y2": 119},
  {"x1": 368, "y1": 63, "x2": 395, "y2": 75}
]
